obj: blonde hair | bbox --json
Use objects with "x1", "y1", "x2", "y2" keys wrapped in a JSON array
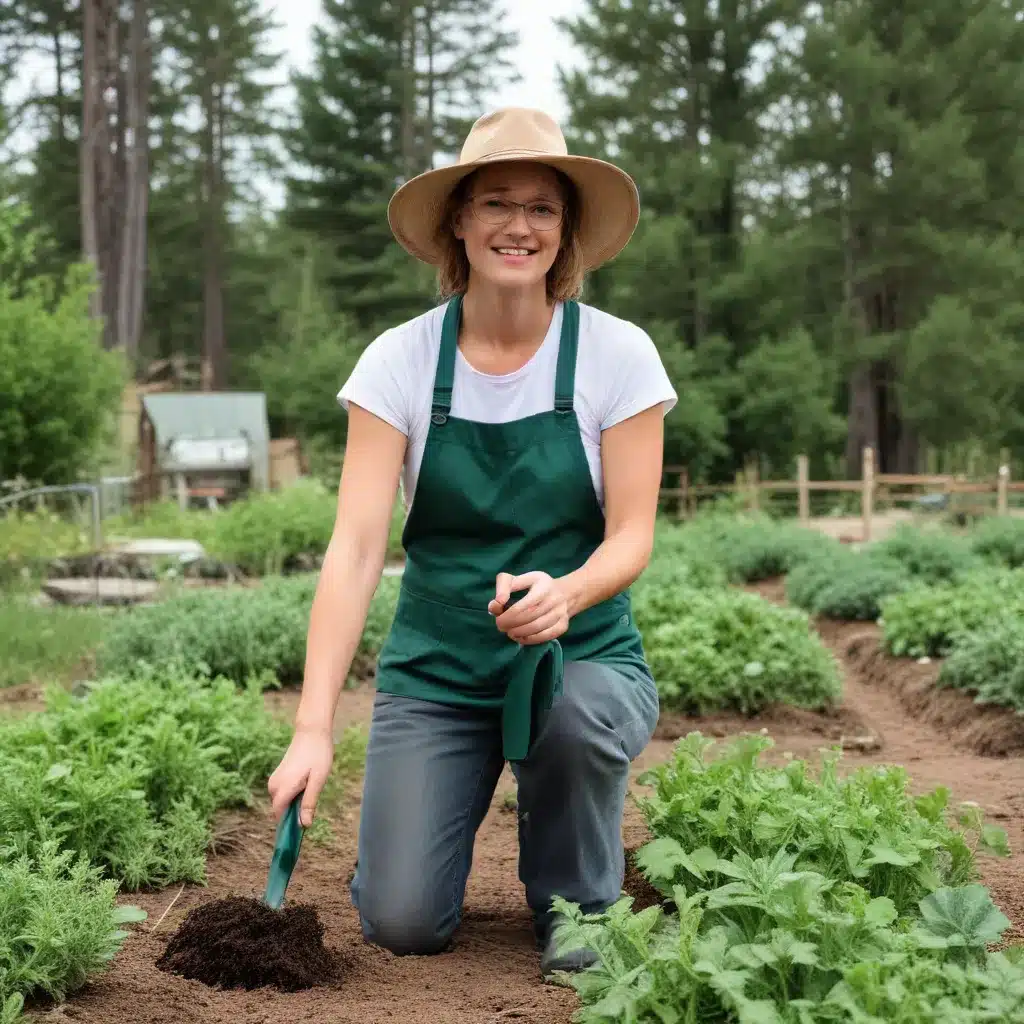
[{"x1": 434, "y1": 167, "x2": 586, "y2": 302}]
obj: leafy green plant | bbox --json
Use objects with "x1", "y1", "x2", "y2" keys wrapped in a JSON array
[
  {"x1": 0, "y1": 843, "x2": 146, "y2": 1020},
  {"x1": 873, "y1": 524, "x2": 983, "y2": 585},
  {"x1": 636, "y1": 588, "x2": 840, "y2": 714},
  {"x1": 0, "y1": 510, "x2": 91, "y2": 583},
  {"x1": 549, "y1": 734, "x2": 1016, "y2": 1023},
  {"x1": 969, "y1": 516, "x2": 1024, "y2": 569},
  {"x1": 938, "y1": 618, "x2": 1024, "y2": 713},
  {"x1": 786, "y1": 552, "x2": 913, "y2": 621},
  {"x1": 96, "y1": 573, "x2": 400, "y2": 687},
  {"x1": 635, "y1": 734, "x2": 1007, "y2": 915},
  {"x1": 0, "y1": 669, "x2": 292, "y2": 888},
  {"x1": 880, "y1": 569, "x2": 1024, "y2": 658},
  {"x1": 551, "y1": 880, "x2": 1021, "y2": 1023},
  {"x1": 678, "y1": 514, "x2": 841, "y2": 584}
]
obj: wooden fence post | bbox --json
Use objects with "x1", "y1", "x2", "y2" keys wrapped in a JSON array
[
  {"x1": 678, "y1": 468, "x2": 689, "y2": 521},
  {"x1": 861, "y1": 446, "x2": 875, "y2": 542},
  {"x1": 797, "y1": 454, "x2": 809, "y2": 524},
  {"x1": 997, "y1": 464, "x2": 1009, "y2": 516},
  {"x1": 747, "y1": 459, "x2": 760, "y2": 512}
]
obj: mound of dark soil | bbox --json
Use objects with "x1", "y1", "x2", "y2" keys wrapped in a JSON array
[{"x1": 156, "y1": 896, "x2": 340, "y2": 992}]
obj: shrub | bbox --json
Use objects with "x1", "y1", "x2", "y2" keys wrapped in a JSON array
[
  {"x1": 96, "y1": 573, "x2": 400, "y2": 687},
  {"x1": 969, "y1": 516, "x2": 1024, "y2": 569},
  {"x1": 685, "y1": 514, "x2": 840, "y2": 583},
  {"x1": 873, "y1": 523, "x2": 983, "y2": 585},
  {"x1": 880, "y1": 569, "x2": 1024, "y2": 658},
  {"x1": 0, "y1": 510, "x2": 91, "y2": 583},
  {"x1": 637, "y1": 587, "x2": 841, "y2": 714},
  {"x1": 939, "y1": 618, "x2": 1024, "y2": 713},
  {"x1": 786, "y1": 551, "x2": 913, "y2": 621}
]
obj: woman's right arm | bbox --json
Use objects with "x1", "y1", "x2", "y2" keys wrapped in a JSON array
[{"x1": 268, "y1": 404, "x2": 407, "y2": 825}]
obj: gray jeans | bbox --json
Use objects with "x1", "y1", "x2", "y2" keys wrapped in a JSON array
[{"x1": 349, "y1": 660, "x2": 660, "y2": 955}]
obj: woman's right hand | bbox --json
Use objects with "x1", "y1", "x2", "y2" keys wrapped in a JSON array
[{"x1": 268, "y1": 726, "x2": 335, "y2": 827}]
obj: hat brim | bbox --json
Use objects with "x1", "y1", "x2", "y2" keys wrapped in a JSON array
[{"x1": 387, "y1": 153, "x2": 640, "y2": 272}]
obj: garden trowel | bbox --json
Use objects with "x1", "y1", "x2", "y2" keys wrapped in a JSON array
[{"x1": 262, "y1": 793, "x2": 305, "y2": 910}]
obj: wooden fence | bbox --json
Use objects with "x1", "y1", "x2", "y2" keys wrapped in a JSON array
[{"x1": 661, "y1": 448, "x2": 1023, "y2": 542}]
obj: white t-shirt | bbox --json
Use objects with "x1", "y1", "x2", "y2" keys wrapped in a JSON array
[{"x1": 337, "y1": 301, "x2": 678, "y2": 509}]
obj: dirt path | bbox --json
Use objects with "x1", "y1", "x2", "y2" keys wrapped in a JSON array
[{"x1": 34, "y1": 594, "x2": 1024, "y2": 1023}]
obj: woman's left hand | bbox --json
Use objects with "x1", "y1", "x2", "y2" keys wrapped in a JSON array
[{"x1": 488, "y1": 571, "x2": 571, "y2": 645}]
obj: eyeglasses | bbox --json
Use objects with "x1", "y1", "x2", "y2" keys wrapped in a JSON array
[{"x1": 466, "y1": 195, "x2": 565, "y2": 232}]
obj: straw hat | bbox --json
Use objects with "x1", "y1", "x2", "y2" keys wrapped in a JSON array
[{"x1": 387, "y1": 107, "x2": 640, "y2": 272}]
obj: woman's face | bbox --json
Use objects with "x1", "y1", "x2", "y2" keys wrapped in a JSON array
[{"x1": 453, "y1": 162, "x2": 567, "y2": 294}]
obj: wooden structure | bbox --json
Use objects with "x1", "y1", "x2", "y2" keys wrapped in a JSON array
[
  {"x1": 135, "y1": 392, "x2": 271, "y2": 507},
  {"x1": 661, "y1": 450, "x2": 1023, "y2": 542}
]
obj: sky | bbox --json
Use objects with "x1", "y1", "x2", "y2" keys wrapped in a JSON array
[
  {"x1": 4, "y1": 0, "x2": 586, "y2": 207},
  {"x1": 270, "y1": 0, "x2": 584, "y2": 123}
]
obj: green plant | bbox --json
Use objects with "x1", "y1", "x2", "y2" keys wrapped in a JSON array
[
  {"x1": 873, "y1": 524, "x2": 983, "y2": 586},
  {"x1": 0, "y1": 843, "x2": 146, "y2": 1020},
  {"x1": 550, "y1": 734, "x2": 1016, "y2": 1023},
  {"x1": 0, "y1": 510, "x2": 91, "y2": 583},
  {"x1": 635, "y1": 735, "x2": 1007, "y2": 914},
  {"x1": 0, "y1": 669, "x2": 292, "y2": 889},
  {"x1": 786, "y1": 552, "x2": 913, "y2": 621},
  {"x1": 636, "y1": 588, "x2": 841, "y2": 714},
  {"x1": 96, "y1": 573, "x2": 401, "y2": 687},
  {"x1": 880, "y1": 569, "x2": 1024, "y2": 658},
  {"x1": 969, "y1": 516, "x2": 1024, "y2": 569},
  {"x1": 938, "y1": 618, "x2": 1024, "y2": 713},
  {"x1": 552, "y1": 881, "x2": 1021, "y2": 1023}
]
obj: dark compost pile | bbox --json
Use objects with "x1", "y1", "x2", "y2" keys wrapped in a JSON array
[{"x1": 156, "y1": 896, "x2": 340, "y2": 991}]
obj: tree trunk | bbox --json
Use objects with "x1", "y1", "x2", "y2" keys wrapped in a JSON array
[
  {"x1": 80, "y1": 0, "x2": 101, "y2": 321},
  {"x1": 201, "y1": 68, "x2": 227, "y2": 390},
  {"x1": 97, "y1": 0, "x2": 121, "y2": 349},
  {"x1": 117, "y1": 0, "x2": 151, "y2": 367},
  {"x1": 399, "y1": 0, "x2": 418, "y2": 180}
]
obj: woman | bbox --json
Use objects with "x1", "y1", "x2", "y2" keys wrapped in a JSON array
[{"x1": 268, "y1": 107, "x2": 677, "y2": 977}]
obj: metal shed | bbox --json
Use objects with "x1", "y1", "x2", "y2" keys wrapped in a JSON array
[{"x1": 136, "y1": 392, "x2": 271, "y2": 505}]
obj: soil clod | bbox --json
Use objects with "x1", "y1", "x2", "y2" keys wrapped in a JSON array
[{"x1": 155, "y1": 896, "x2": 340, "y2": 992}]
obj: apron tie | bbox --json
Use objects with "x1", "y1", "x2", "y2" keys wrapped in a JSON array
[{"x1": 502, "y1": 639, "x2": 564, "y2": 762}]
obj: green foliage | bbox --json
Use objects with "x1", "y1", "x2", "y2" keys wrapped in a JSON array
[
  {"x1": 0, "y1": 509, "x2": 92, "y2": 584},
  {"x1": 938, "y1": 619, "x2": 1024, "y2": 713},
  {"x1": 641, "y1": 521, "x2": 729, "y2": 592},
  {"x1": 97, "y1": 573, "x2": 401, "y2": 686},
  {"x1": 786, "y1": 552, "x2": 913, "y2": 621},
  {"x1": 0, "y1": 669, "x2": 292, "y2": 889},
  {"x1": 873, "y1": 525, "x2": 984, "y2": 586},
  {"x1": 206, "y1": 478, "x2": 337, "y2": 575},
  {"x1": 732, "y1": 328, "x2": 846, "y2": 476},
  {"x1": 683, "y1": 515, "x2": 841, "y2": 584},
  {"x1": 553, "y1": 734, "x2": 1017, "y2": 1023},
  {"x1": 969, "y1": 516, "x2": 1024, "y2": 569},
  {"x1": 880, "y1": 570, "x2": 1024, "y2": 658},
  {"x1": 0, "y1": 597, "x2": 104, "y2": 689},
  {"x1": 0, "y1": 844, "x2": 147, "y2": 1018},
  {"x1": 554, "y1": 883, "x2": 1022, "y2": 1023},
  {"x1": 635, "y1": 587, "x2": 841, "y2": 714},
  {"x1": 0, "y1": 206, "x2": 125, "y2": 483},
  {"x1": 635, "y1": 735, "x2": 1004, "y2": 913}
]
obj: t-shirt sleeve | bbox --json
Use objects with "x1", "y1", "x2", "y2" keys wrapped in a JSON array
[
  {"x1": 600, "y1": 323, "x2": 679, "y2": 431},
  {"x1": 337, "y1": 328, "x2": 411, "y2": 436}
]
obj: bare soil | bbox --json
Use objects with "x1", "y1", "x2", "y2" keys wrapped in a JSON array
[{"x1": 27, "y1": 585, "x2": 1024, "y2": 1023}]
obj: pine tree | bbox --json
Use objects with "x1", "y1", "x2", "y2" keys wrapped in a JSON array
[{"x1": 287, "y1": 0, "x2": 519, "y2": 333}]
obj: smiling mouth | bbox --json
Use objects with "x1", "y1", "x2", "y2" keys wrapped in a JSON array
[{"x1": 493, "y1": 247, "x2": 535, "y2": 256}]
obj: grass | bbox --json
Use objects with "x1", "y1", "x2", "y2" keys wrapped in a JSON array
[{"x1": 0, "y1": 596, "x2": 105, "y2": 689}]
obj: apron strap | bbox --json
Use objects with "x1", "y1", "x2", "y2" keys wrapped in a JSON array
[
  {"x1": 431, "y1": 295, "x2": 462, "y2": 424},
  {"x1": 554, "y1": 300, "x2": 579, "y2": 414},
  {"x1": 432, "y1": 295, "x2": 580, "y2": 421}
]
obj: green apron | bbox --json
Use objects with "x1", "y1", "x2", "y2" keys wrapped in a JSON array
[{"x1": 375, "y1": 295, "x2": 648, "y2": 762}]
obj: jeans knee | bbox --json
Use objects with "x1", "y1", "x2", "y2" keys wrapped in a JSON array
[
  {"x1": 354, "y1": 876, "x2": 456, "y2": 955},
  {"x1": 362, "y1": 908, "x2": 454, "y2": 956}
]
